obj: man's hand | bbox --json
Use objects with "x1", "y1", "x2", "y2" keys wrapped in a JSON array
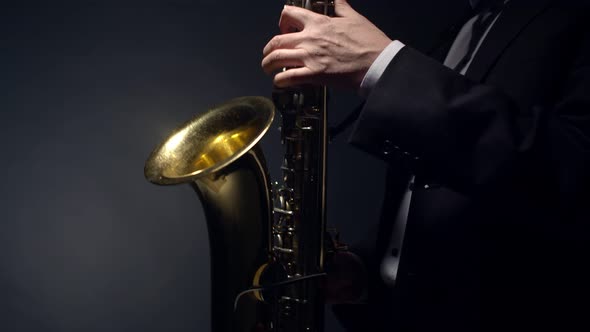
[{"x1": 261, "y1": 0, "x2": 392, "y2": 91}]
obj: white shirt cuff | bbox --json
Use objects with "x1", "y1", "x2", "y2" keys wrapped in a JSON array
[{"x1": 359, "y1": 40, "x2": 405, "y2": 97}]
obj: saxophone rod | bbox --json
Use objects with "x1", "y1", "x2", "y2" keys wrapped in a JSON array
[{"x1": 233, "y1": 272, "x2": 328, "y2": 312}]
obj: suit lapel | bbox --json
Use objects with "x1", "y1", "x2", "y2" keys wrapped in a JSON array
[
  {"x1": 465, "y1": 0, "x2": 554, "y2": 82},
  {"x1": 428, "y1": 8, "x2": 475, "y2": 62}
]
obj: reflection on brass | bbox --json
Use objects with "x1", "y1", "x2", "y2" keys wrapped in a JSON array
[{"x1": 145, "y1": 96, "x2": 274, "y2": 184}]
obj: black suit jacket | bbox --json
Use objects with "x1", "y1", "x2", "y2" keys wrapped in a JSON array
[{"x1": 336, "y1": 0, "x2": 590, "y2": 331}]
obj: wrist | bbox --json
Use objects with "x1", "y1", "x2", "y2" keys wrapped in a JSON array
[{"x1": 359, "y1": 40, "x2": 406, "y2": 97}]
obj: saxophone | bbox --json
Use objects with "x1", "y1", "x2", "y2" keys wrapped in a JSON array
[{"x1": 144, "y1": 1, "x2": 337, "y2": 331}]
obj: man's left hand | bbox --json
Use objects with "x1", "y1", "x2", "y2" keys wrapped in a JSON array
[{"x1": 261, "y1": 0, "x2": 392, "y2": 91}]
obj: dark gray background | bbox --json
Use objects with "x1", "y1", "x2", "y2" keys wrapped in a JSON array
[{"x1": 0, "y1": 1, "x2": 464, "y2": 331}]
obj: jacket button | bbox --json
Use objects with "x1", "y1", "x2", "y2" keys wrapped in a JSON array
[
  {"x1": 382, "y1": 139, "x2": 400, "y2": 156},
  {"x1": 382, "y1": 139, "x2": 392, "y2": 155}
]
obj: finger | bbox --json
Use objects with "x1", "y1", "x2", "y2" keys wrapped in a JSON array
[
  {"x1": 262, "y1": 32, "x2": 305, "y2": 58},
  {"x1": 274, "y1": 67, "x2": 314, "y2": 88},
  {"x1": 279, "y1": 5, "x2": 319, "y2": 33},
  {"x1": 334, "y1": 0, "x2": 354, "y2": 17},
  {"x1": 262, "y1": 49, "x2": 307, "y2": 75}
]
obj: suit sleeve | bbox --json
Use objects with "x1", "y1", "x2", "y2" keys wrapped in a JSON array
[{"x1": 349, "y1": 41, "x2": 590, "y2": 199}]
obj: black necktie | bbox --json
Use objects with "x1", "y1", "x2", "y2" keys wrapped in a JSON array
[{"x1": 454, "y1": 0, "x2": 506, "y2": 72}]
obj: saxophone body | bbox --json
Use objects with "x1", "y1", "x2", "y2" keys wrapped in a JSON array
[
  {"x1": 271, "y1": 2, "x2": 335, "y2": 331},
  {"x1": 144, "y1": 2, "x2": 335, "y2": 331}
]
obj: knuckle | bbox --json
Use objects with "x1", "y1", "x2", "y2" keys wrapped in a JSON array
[
  {"x1": 301, "y1": 48, "x2": 311, "y2": 59},
  {"x1": 275, "y1": 74, "x2": 288, "y2": 87},
  {"x1": 285, "y1": 69, "x2": 297, "y2": 79},
  {"x1": 270, "y1": 35, "x2": 281, "y2": 49},
  {"x1": 272, "y1": 50, "x2": 284, "y2": 61},
  {"x1": 301, "y1": 50, "x2": 315, "y2": 64},
  {"x1": 262, "y1": 58, "x2": 272, "y2": 73},
  {"x1": 280, "y1": 6, "x2": 289, "y2": 19},
  {"x1": 281, "y1": 6, "x2": 296, "y2": 22},
  {"x1": 310, "y1": 62, "x2": 324, "y2": 75},
  {"x1": 314, "y1": 14, "x2": 331, "y2": 25},
  {"x1": 306, "y1": 47, "x2": 322, "y2": 59}
]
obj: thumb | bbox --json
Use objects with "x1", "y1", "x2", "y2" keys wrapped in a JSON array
[{"x1": 334, "y1": 0, "x2": 354, "y2": 17}]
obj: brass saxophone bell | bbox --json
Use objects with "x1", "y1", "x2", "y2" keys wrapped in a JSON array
[{"x1": 145, "y1": 96, "x2": 275, "y2": 185}]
